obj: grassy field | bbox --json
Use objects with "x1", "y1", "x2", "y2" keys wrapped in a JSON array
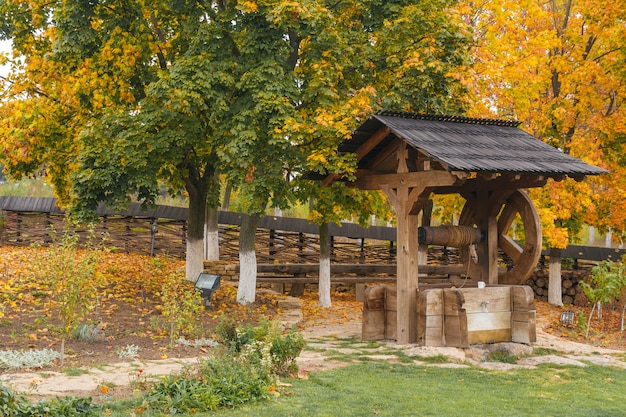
[{"x1": 103, "y1": 361, "x2": 626, "y2": 417}]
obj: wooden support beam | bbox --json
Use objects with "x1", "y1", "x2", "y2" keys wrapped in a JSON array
[
  {"x1": 355, "y1": 170, "x2": 461, "y2": 191},
  {"x1": 366, "y1": 138, "x2": 400, "y2": 170},
  {"x1": 476, "y1": 189, "x2": 499, "y2": 284}
]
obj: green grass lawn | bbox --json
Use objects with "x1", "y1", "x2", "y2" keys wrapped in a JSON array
[{"x1": 106, "y1": 361, "x2": 626, "y2": 417}]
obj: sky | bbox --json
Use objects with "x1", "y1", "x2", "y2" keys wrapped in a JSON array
[{"x1": 0, "y1": 39, "x2": 11, "y2": 78}]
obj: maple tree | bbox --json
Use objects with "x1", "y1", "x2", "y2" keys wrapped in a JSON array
[
  {"x1": 460, "y1": 0, "x2": 626, "y2": 304},
  {"x1": 1, "y1": 0, "x2": 470, "y2": 305},
  {"x1": 284, "y1": 0, "x2": 472, "y2": 307},
  {"x1": 0, "y1": 0, "x2": 221, "y2": 281}
]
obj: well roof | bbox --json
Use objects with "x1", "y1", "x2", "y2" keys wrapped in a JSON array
[{"x1": 344, "y1": 110, "x2": 607, "y2": 178}]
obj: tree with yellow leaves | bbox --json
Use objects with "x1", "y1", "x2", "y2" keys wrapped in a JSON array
[{"x1": 461, "y1": 0, "x2": 626, "y2": 305}]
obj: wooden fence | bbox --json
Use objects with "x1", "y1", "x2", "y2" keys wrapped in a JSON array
[
  {"x1": 0, "y1": 196, "x2": 622, "y2": 266},
  {"x1": 0, "y1": 197, "x2": 408, "y2": 264}
]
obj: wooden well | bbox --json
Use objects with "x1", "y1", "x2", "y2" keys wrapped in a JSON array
[{"x1": 325, "y1": 111, "x2": 605, "y2": 345}]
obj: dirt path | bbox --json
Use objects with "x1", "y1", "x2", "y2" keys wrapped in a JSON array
[{"x1": 2, "y1": 307, "x2": 625, "y2": 400}]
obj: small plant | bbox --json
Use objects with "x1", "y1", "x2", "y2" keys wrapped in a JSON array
[
  {"x1": 72, "y1": 323, "x2": 105, "y2": 342},
  {"x1": 0, "y1": 348, "x2": 63, "y2": 370},
  {"x1": 116, "y1": 344, "x2": 140, "y2": 359},
  {"x1": 32, "y1": 226, "x2": 105, "y2": 364},
  {"x1": 411, "y1": 353, "x2": 450, "y2": 364},
  {"x1": 143, "y1": 355, "x2": 271, "y2": 414},
  {"x1": 158, "y1": 272, "x2": 205, "y2": 346},
  {"x1": 533, "y1": 347, "x2": 559, "y2": 356},
  {"x1": 96, "y1": 381, "x2": 116, "y2": 397},
  {"x1": 176, "y1": 337, "x2": 220, "y2": 348},
  {"x1": 580, "y1": 259, "x2": 626, "y2": 337},
  {"x1": 130, "y1": 368, "x2": 150, "y2": 392}
]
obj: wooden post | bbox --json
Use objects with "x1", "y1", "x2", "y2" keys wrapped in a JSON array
[
  {"x1": 359, "y1": 170, "x2": 460, "y2": 344},
  {"x1": 477, "y1": 190, "x2": 499, "y2": 284},
  {"x1": 511, "y1": 286, "x2": 536, "y2": 344},
  {"x1": 418, "y1": 200, "x2": 433, "y2": 266},
  {"x1": 391, "y1": 186, "x2": 420, "y2": 344},
  {"x1": 362, "y1": 285, "x2": 387, "y2": 340}
]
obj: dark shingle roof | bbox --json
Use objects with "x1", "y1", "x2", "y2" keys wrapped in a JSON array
[{"x1": 347, "y1": 111, "x2": 607, "y2": 177}]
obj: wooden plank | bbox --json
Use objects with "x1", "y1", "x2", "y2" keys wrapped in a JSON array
[
  {"x1": 323, "y1": 126, "x2": 390, "y2": 186},
  {"x1": 512, "y1": 311, "x2": 536, "y2": 344},
  {"x1": 443, "y1": 289, "x2": 468, "y2": 348},
  {"x1": 466, "y1": 312, "x2": 511, "y2": 331},
  {"x1": 385, "y1": 310, "x2": 397, "y2": 340},
  {"x1": 461, "y1": 287, "x2": 511, "y2": 313},
  {"x1": 443, "y1": 289, "x2": 465, "y2": 316},
  {"x1": 363, "y1": 285, "x2": 386, "y2": 310},
  {"x1": 362, "y1": 310, "x2": 386, "y2": 340},
  {"x1": 391, "y1": 185, "x2": 422, "y2": 344},
  {"x1": 444, "y1": 315, "x2": 469, "y2": 348},
  {"x1": 511, "y1": 311, "x2": 535, "y2": 322},
  {"x1": 419, "y1": 289, "x2": 443, "y2": 315},
  {"x1": 420, "y1": 325, "x2": 445, "y2": 346},
  {"x1": 248, "y1": 263, "x2": 465, "y2": 275},
  {"x1": 385, "y1": 286, "x2": 397, "y2": 312},
  {"x1": 511, "y1": 286, "x2": 534, "y2": 311},
  {"x1": 356, "y1": 170, "x2": 460, "y2": 191},
  {"x1": 468, "y1": 329, "x2": 512, "y2": 345}
]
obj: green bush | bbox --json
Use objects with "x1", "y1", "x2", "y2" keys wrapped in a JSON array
[
  {"x1": 141, "y1": 318, "x2": 306, "y2": 414},
  {"x1": 0, "y1": 381, "x2": 99, "y2": 417},
  {"x1": 143, "y1": 355, "x2": 270, "y2": 414},
  {"x1": 215, "y1": 317, "x2": 305, "y2": 376}
]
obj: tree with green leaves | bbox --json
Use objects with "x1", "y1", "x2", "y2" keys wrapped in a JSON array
[
  {"x1": 0, "y1": 0, "x2": 472, "y2": 305},
  {"x1": 282, "y1": 0, "x2": 472, "y2": 307}
]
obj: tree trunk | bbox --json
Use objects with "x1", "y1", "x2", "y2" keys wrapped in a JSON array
[
  {"x1": 319, "y1": 222, "x2": 331, "y2": 308},
  {"x1": 186, "y1": 183, "x2": 207, "y2": 282},
  {"x1": 237, "y1": 213, "x2": 262, "y2": 304},
  {"x1": 548, "y1": 247, "x2": 563, "y2": 306},
  {"x1": 222, "y1": 184, "x2": 232, "y2": 211},
  {"x1": 204, "y1": 204, "x2": 219, "y2": 261}
]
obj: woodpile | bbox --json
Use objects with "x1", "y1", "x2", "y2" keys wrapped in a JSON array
[{"x1": 524, "y1": 269, "x2": 590, "y2": 306}]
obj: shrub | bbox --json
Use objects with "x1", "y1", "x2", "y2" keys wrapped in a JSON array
[
  {"x1": 215, "y1": 317, "x2": 305, "y2": 376},
  {"x1": 0, "y1": 381, "x2": 99, "y2": 417},
  {"x1": 72, "y1": 323, "x2": 105, "y2": 342},
  {"x1": 143, "y1": 355, "x2": 269, "y2": 414},
  {"x1": 0, "y1": 349, "x2": 63, "y2": 370},
  {"x1": 32, "y1": 227, "x2": 105, "y2": 363},
  {"x1": 142, "y1": 318, "x2": 306, "y2": 414},
  {"x1": 158, "y1": 272, "x2": 205, "y2": 346}
]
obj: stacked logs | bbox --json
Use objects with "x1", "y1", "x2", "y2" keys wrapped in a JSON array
[{"x1": 525, "y1": 269, "x2": 590, "y2": 306}]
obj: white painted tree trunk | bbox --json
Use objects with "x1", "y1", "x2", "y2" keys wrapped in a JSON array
[
  {"x1": 548, "y1": 247, "x2": 563, "y2": 307},
  {"x1": 319, "y1": 222, "x2": 331, "y2": 308},
  {"x1": 204, "y1": 205, "x2": 219, "y2": 261},
  {"x1": 237, "y1": 213, "x2": 261, "y2": 304},
  {"x1": 185, "y1": 177, "x2": 208, "y2": 282},
  {"x1": 237, "y1": 250, "x2": 257, "y2": 303},
  {"x1": 186, "y1": 237, "x2": 204, "y2": 283}
]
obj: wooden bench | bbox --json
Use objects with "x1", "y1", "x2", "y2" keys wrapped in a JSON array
[{"x1": 229, "y1": 263, "x2": 469, "y2": 299}]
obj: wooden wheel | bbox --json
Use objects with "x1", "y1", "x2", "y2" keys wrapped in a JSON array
[{"x1": 458, "y1": 189, "x2": 542, "y2": 285}]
